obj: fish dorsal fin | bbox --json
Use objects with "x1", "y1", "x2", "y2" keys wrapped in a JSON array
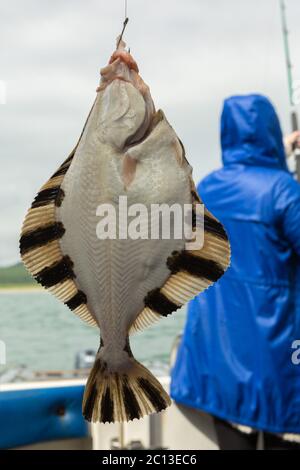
[
  {"x1": 129, "y1": 182, "x2": 230, "y2": 335},
  {"x1": 20, "y1": 103, "x2": 98, "y2": 328}
]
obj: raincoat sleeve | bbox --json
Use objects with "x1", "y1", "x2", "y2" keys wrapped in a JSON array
[{"x1": 275, "y1": 176, "x2": 300, "y2": 257}]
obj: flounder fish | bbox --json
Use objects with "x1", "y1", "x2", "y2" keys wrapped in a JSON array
[{"x1": 20, "y1": 37, "x2": 230, "y2": 423}]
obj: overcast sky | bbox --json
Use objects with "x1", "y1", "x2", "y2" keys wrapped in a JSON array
[{"x1": 1, "y1": 0, "x2": 300, "y2": 266}]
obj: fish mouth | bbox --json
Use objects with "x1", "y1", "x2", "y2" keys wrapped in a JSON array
[
  {"x1": 108, "y1": 43, "x2": 139, "y2": 73},
  {"x1": 97, "y1": 38, "x2": 150, "y2": 99},
  {"x1": 97, "y1": 38, "x2": 156, "y2": 149},
  {"x1": 97, "y1": 60, "x2": 152, "y2": 109}
]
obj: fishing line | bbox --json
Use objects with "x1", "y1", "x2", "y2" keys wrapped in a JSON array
[
  {"x1": 117, "y1": 0, "x2": 129, "y2": 48},
  {"x1": 280, "y1": 0, "x2": 300, "y2": 179},
  {"x1": 260, "y1": 0, "x2": 273, "y2": 92}
]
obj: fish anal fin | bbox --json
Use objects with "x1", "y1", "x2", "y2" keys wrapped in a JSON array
[
  {"x1": 129, "y1": 209, "x2": 230, "y2": 334},
  {"x1": 129, "y1": 307, "x2": 161, "y2": 335},
  {"x1": 132, "y1": 206, "x2": 231, "y2": 323}
]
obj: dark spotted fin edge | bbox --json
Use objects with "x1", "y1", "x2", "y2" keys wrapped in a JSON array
[
  {"x1": 82, "y1": 339, "x2": 171, "y2": 423},
  {"x1": 19, "y1": 100, "x2": 98, "y2": 328},
  {"x1": 130, "y1": 184, "x2": 231, "y2": 334}
]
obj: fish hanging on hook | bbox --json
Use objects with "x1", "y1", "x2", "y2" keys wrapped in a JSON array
[{"x1": 20, "y1": 31, "x2": 231, "y2": 423}]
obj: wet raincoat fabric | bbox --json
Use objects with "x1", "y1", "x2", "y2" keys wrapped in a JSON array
[{"x1": 170, "y1": 95, "x2": 300, "y2": 433}]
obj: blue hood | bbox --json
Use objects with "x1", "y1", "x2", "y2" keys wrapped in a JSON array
[{"x1": 221, "y1": 94, "x2": 288, "y2": 171}]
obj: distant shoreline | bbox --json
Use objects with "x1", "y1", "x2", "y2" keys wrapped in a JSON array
[{"x1": 0, "y1": 285, "x2": 42, "y2": 293}]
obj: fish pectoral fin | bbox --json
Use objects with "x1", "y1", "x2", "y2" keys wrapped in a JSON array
[
  {"x1": 82, "y1": 340, "x2": 171, "y2": 423},
  {"x1": 122, "y1": 153, "x2": 137, "y2": 189}
]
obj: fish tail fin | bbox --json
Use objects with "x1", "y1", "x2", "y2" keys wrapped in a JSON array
[{"x1": 82, "y1": 342, "x2": 171, "y2": 423}]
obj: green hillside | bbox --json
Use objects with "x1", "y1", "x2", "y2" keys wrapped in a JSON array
[{"x1": 0, "y1": 262, "x2": 35, "y2": 286}]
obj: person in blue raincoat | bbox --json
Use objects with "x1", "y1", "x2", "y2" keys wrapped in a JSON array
[{"x1": 171, "y1": 94, "x2": 300, "y2": 450}]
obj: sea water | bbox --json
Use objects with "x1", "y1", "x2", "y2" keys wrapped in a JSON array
[{"x1": 0, "y1": 290, "x2": 186, "y2": 376}]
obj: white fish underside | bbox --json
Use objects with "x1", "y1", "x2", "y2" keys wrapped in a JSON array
[{"x1": 58, "y1": 81, "x2": 191, "y2": 370}]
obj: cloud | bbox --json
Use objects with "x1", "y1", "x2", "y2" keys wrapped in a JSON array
[{"x1": 1, "y1": 0, "x2": 300, "y2": 265}]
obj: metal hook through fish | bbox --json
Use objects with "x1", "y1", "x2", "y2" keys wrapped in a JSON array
[{"x1": 117, "y1": 17, "x2": 129, "y2": 49}]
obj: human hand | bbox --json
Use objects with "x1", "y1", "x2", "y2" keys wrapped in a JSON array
[{"x1": 284, "y1": 131, "x2": 300, "y2": 157}]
